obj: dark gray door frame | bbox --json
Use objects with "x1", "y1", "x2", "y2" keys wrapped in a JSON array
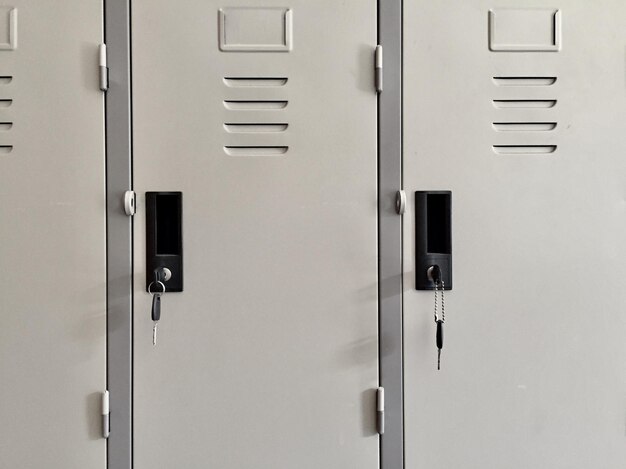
[
  {"x1": 104, "y1": 1, "x2": 403, "y2": 467},
  {"x1": 105, "y1": 0, "x2": 133, "y2": 468},
  {"x1": 378, "y1": 1, "x2": 404, "y2": 469}
]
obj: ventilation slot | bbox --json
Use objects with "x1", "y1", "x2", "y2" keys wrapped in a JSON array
[
  {"x1": 224, "y1": 100, "x2": 288, "y2": 111},
  {"x1": 492, "y1": 75, "x2": 558, "y2": 155},
  {"x1": 493, "y1": 77, "x2": 556, "y2": 86},
  {"x1": 493, "y1": 145, "x2": 556, "y2": 155},
  {"x1": 493, "y1": 100, "x2": 556, "y2": 109},
  {"x1": 224, "y1": 123, "x2": 288, "y2": 133},
  {"x1": 224, "y1": 146, "x2": 288, "y2": 157},
  {"x1": 0, "y1": 75, "x2": 14, "y2": 153},
  {"x1": 493, "y1": 122, "x2": 556, "y2": 132},
  {"x1": 223, "y1": 76, "x2": 289, "y2": 156},
  {"x1": 224, "y1": 77, "x2": 288, "y2": 87}
]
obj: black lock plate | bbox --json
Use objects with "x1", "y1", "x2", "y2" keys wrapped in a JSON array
[
  {"x1": 146, "y1": 192, "x2": 183, "y2": 292},
  {"x1": 415, "y1": 191, "x2": 452, "y2": 290}
]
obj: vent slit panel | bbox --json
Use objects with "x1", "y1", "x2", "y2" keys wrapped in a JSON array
[
  {"x1": 493, "y1": 145, "x2": 557, "y2": 155},
  {"x1": 493, "y1": 100, "x2": 556, "y2": 109},
  {"x1": 493, "y1": 122, "x2": 557, "y2": 132},
  {"x1": 224, "y1": 146, "x2": 288, "y2": 157},
  {"x1": 223, "y1": 75, "x2": 289, "y2": 154},
  {"x1": 224, "y1": 100, "x2": 288, "y2": 110},
  {"x1": 224, "y1": 123, "x2": 288, "y2": 133},
  {"x1": 493, "y1": 77, "x2": 557, "y2": 86},
  {"x1": 491, "y1": 75, "x2": 558, "y2": 154},
  {"x1": 224, "y1": 77, "x2": 288, "y2": 87}
]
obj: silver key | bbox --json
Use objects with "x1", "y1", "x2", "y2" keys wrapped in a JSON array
[{"x1": 151, "y1": 291, "x2": 162, "y2": 346}]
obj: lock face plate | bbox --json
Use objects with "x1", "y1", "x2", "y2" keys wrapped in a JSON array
[
  {"x1": 415, "y1": 191, "x2": 452, "y2": 290},
  {"x1": 145, "y1": 192, "x2": 183, "y2": 292}
]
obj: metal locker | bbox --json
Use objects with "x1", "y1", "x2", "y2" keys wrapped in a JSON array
[
  {"x1": 402, "y1": 1, "x2": 626, "y2": 468},
  {"x1": 129, "y1": 1, "x2": 379, "y2": 468},
  {"x1": 0, "y1": 1, "x2": 107, "y2": 468}
]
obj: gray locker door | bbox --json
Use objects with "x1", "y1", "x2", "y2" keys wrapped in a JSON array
[
  {"x1": 403, "y1": 1, "x2": 626, "y2": 468},
  {"x1": 132, "y1": 1, "x2": 378, "y2": 468},
  {"x1": 0, "y1": 2, "x2": 106, "y2": 468}
]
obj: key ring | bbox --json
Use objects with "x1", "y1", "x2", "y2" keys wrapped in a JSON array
[{"x1": 148, "y1": 280, "x2": 166, "y2": 295}]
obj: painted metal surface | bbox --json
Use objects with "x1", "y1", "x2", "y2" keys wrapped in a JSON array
[
  {"x1": 132, "y1": 1, "x2": 379, "y2": 467},
  {"x1": 105, "y1": 0, "x2": 133, "y2": 467},
  {"x1": 403, "y1": 1, "x2": 626, "y2": 467},
  {"x1": 0, "y1": 1, "x2": 106, "y2": 467},
  {"x1": 378, "y1": 0, "x2": 404, "y2": 468}
]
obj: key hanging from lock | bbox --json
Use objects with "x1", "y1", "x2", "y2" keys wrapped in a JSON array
[
  {"x1": 148, "y1": 268, "x2": 169, "y2": 346},
  {"x1": 151, "y1": 290, "x2": 162, "y2": 345},
  {"x1": 428, "y1": 265, "x2": 445, "y2": 370}
]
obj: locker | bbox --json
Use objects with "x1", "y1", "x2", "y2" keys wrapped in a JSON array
[
  {"x1": 4, "y1": 1, "x2": 626, "y2": 468},
  {"x1": 402, "y1": 1, "x2": 626, "y2": 468},
  {"x1": 0, "y1": 1, "x2": 107, "y2": 468},
  {"x1": 129, "y1": 1, "x2": 379, "y2": 468}
]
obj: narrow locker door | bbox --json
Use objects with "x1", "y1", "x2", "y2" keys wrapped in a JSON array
[
  {"x1": 132, "y1": 1, "x2": 379, "y2": 468},
  {"x1": 403, "y1": 1, "x2": 626, "y2": 468},
  {"x1": 0, "y1": 1, "x2": 106, "y2": 468}
]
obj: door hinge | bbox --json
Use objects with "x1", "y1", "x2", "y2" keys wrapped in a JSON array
[
  {"x1": 375, "y1": 45, "x2": 383, "y2": 93},
  {"x1": 124, "y1": 190, "x2": 136, "y2": 216},
  {"x1": 376, "y1": 387, "x2": 385, "y2": 435},
  {"x1": 102, "y1": 390, "x2": 110, "y2": 439},
  {"x1": 99, "y1": 44, "x2": 108, "y2": 92}
]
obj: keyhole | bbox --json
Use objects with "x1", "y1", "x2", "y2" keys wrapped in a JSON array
[
  {"x1": 427, "y1": 265, "x2": 441, "y2": 284},
  {"x1": 156, "y1": 267, "x2": 172, "y2": 282}
]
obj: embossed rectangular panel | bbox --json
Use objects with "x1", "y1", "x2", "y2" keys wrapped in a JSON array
[
  {"x1": 0, "y1": 7, "x2": 17, "y2": 50},
  {"x1": 219, "y1": 7, "x2": 292, "y2": 51},
  {"x1": 489, "y1": 8, "x2": 561, "y2": 51}
]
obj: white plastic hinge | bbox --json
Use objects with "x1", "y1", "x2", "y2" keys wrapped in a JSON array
[
  {"x1": 99, "y1": 44, "x2": 108, "y2": 91},
  {"x1": 396, "y1": 190, "x2": 406, "y2": 215},
  {"x1": 377, "y1": 387, "x2": 385, "y2": 435},
  {"x1": 375, "y1": 45, "x2": 383, "y2": 93},
  {"x1": 102, "y1": 390, "x2": 110, "y2": 439},
  {"x1": 124, "y1": 191, "x2": 136, "y2": 216}
]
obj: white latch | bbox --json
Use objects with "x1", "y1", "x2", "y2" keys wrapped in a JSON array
[
  {"x1": 396, "y1": 190, "x2": 406, "y2": 215},
  {"x1": 124, "y1": 190, "x2": 136, "y2": 216}
]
